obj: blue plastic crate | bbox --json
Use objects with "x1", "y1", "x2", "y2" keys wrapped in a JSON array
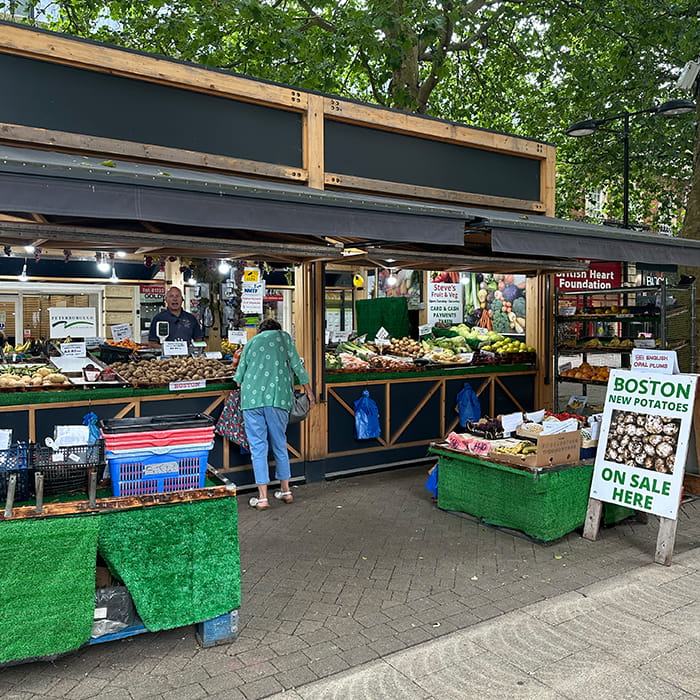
[
  {"x1": 108, "y1": 447, "x2": 209, "y2": 497},
  {"x1": 0, "y1": 443, "x2": 30, "y2": 501}
]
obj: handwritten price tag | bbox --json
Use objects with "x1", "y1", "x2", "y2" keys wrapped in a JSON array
[{"x1": 467, "y1": 439, "x2": 491, "y2": 457}]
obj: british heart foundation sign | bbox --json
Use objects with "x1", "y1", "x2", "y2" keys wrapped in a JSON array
[{"x1": 590, "y1": 369, "x2": 696, "y2": 519}]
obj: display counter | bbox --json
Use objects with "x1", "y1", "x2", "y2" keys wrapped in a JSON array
[
  {"x1": 321, "y1": 364, "x2": 536, "y2": 477},
  {"x1": 0, "y1": 382, "x2": 307, "y2": 490},
  {"x1": 429, "y1": 444, "x2": 632, "y2": 541},
  {"x1": 0, "y1": 486, "x2": 240, "y2": 665}
]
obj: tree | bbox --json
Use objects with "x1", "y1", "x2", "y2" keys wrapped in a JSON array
[{"x1": 6, "y1": 0, "x2": 700, "y2": 233}]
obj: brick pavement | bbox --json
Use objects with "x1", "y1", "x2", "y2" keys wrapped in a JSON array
[{"x1": 2, "y1": 464, "x2": 700, "y2": 699}]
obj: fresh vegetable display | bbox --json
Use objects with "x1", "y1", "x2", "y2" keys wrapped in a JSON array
[
  {"x1": 0, "y1": 364, "x2": 70, "y2": 388},
  {"x1": 109, "y1": 357, "x2": 236, "y2": 385}
]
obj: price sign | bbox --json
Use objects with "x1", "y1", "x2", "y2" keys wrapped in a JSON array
[
  {"x1": 634, "y1": 339, "x2": 656, "y2": 349},
  {"x1": 61, "y1": 342, "x2": 86, "y2": 358},
  {"x1": 169, "y1": 379, "x2": 206, "y2": 391},
  {"x1": 110, "y1": 323, "x2": 132, "y2": 341},
  {"x1": 419, "y1": 324, "x2": 433, "y2": 337},
  {"x1": 163, "y1": 341, "x2": 189, "y2": 356},
  {"x1": 85, "y1": 337, "x2": 105, "y2": 348},
  {"x1": 467, "y1": 439, "x2": 491, "y2": 457},
  {"x1": 325, "y1": 330, "x2": 330, "y2": 345},
  {"x1": 474, "y1": 327, "x2": 489, "y2": 336},
  {"x1": 375, "y1": 338, "x2": 391, "y2": 346},
  {"x1": 501, "y1": 412, "x2": 524, "y2": 434},
  {"x1": 205, "y1": 351, "x2": 223, "y2": 360},
  {"x1": 375, "y1": 326, "x2": 390, "y2": 340},
  {"x1": 332, "y1": 330, "x2": 351, "y2": 343},
  {"x1": 228, "y1": 330, "x2": 247, "y2": 345}
]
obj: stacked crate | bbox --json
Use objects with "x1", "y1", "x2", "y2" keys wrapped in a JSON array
[{"x1": 100, "y1": 414, "x2": 215, "y2": 497}]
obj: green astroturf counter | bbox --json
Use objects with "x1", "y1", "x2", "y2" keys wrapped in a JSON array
[
  {"x1": 429, "y1": 445, "x2": 632, "y2": 542},
  {"x1": 0, "y1": 497, "x2": 240, "y2": 664}
]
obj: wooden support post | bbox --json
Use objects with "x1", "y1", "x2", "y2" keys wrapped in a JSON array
[
  {"x1": 655, "y1": 516, "x2": 679, "y2": 566},
  {"x1": 88, "y1": 470, "x2": 97, "y2": 508},
  {"x1": 35, "y1": 472, "x2": 44, "y2": 514},
  {"x1": 582, "y1": 497, "x2": 604, "y2": 541},
  {"x1": 4, "y1": 473, "x2": 16, "y2": 518}
]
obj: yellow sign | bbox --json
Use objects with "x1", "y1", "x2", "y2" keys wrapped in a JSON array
[{"x1": 243, "y1": 267, "x2": 260, "y2": 282}]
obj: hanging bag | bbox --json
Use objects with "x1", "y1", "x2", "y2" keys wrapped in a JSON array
[
  {"x1": 456, "y1": 382, "x2": 481, "y2": 427},
  {"x1": 354, "y1": 390, "x2": 381, "y2": 439},
  {"x1": 279, "y1": 331, "x2": 311, "y2": 424},
  {"x1": 215, "y1": 389, "x2": 249, "y2": 450}
]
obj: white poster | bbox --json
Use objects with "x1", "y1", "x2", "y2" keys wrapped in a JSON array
[
  {"x1": 590, "y1": 369, "x2": 696, "y2": 519},
  {"x1": 49, "y1": 307, "x2": 97, "y2": 339},
  {"x1": 241, "y1": 282, "x2": 265, "y2": 315},
  {"x1": 427, "y1": 282, "x2": 463, "y2": 326}
]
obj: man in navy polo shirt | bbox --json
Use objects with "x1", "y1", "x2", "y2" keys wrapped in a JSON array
[{"x1": 148, "y1": 286, "x2": 203, "y2": 346}]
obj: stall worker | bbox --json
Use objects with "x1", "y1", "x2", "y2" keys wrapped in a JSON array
[{"x1": 148, "y1": 286, "x2": 204, "y2": 346}]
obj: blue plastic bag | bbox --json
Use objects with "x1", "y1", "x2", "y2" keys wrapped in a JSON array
[
  {"x1": 425, "y1": 464, "x2": 438, "y2": 498},
  {"x1": 456, "y1": 382, "x2": 481, "y2": 427},
  {"x1": 354, "y1": 390, "x2": 381, "y2": 439},
  {"x1": 82, "y1": 412, "x2": 100, "y2": 445}
]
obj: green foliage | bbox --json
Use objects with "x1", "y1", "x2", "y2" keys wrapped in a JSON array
[{"x1": 15, "y1": 0, "x2": 700, "y2": 233}]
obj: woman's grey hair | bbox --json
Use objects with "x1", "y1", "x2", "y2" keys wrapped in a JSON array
[{"x1": 258, "y1": 318, "x2": 282, "y2": 332}]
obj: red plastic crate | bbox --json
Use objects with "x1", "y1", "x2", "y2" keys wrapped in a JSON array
[{"x1": 102, "y1": 426, "x2": 214, "y2": 451}]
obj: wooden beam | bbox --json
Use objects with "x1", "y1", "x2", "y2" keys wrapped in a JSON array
[
  {"x1": 323, "y1": 99, "x2": 550, "y2": 159},
  {"x1": 325, "y1": 172, "x2": 546, "y2": 213},
  {"x1": 0, "y1": 24, "x2": 308, "y2": 112},
  {"x1": 0, "y1": 221, "x2": 343, "y2": 261},
  {"x1": 0, "y1": 123, "x2": 308, "y2": 184}
]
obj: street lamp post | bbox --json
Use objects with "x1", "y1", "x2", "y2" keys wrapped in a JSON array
[{"x1": 565, "y1": 99, "x2": 696, "y2": 229}]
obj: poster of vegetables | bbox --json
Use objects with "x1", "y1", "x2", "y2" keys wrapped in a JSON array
[
  {"x1": 377, "y1": 269, "x2": 422, "y2": 309},
  {"x1": 430, "y1": 272, "x2": 527, "y2": 334}
]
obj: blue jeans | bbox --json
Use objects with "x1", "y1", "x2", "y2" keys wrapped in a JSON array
[{"x1": 243, "y1": 406, "x2": 291, "y2": 485}]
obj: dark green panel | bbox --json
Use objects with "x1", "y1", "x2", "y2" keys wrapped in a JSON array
[
  {"x1": 2, "y1": 53, "x2": 302, "y2": 167},
  {"x1": 389, "y1": 381, "x2": 442, "y2": 443},
  {"x1": 327, "y1": 384, "x2": 387, "y2": 453},
  {"x1": 326, "y1": 120, "x2": 541, "y2": 201},
  {"x1": 495, "y1": 375, "x2": 535, "y2": 414}
]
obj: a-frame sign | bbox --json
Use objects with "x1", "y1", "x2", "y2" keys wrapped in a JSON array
[{"x1": 583, "y1": 367, "x2": 697, "y2": 565}]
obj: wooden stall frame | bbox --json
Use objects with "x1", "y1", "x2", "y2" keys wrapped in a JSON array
[{"x1": 0, "y1": 23, "x2": 555, "y2": 213}]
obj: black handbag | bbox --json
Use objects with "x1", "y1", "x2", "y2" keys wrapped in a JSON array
[{"x1": 279, "y1": 331, "x2": 311, "y2": 424}]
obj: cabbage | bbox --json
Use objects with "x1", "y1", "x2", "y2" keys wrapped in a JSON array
[{"x1": 503, "y1": 284, "x2": 519, "y2": 302}]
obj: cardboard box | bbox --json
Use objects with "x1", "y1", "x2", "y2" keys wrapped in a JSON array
[{"x1": 491, "y1": 430, "x2": 581, "y2": 468}]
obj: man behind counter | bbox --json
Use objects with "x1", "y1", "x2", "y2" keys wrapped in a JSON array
[{"x1": 148, "y1": 286, "x2": 204, "y2": 347}]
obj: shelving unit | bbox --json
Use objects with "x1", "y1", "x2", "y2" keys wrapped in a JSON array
[{"x1": 554, "y1": 281, "x2": 696, "y2": 411}]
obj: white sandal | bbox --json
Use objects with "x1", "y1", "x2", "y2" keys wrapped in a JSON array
[
  {"x1": 248, "y1": 497, "x2": 269, "y2": 510},
  {"x1": 274, "y1": 490, "x2": 294, "y2": 504}
]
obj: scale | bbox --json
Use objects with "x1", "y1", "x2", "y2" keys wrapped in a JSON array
[{"x1": 156, "y1": 321, "x2": 170, "y2": 345}]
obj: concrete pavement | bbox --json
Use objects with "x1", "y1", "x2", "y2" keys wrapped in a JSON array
[
  {"x1": 271, "y1": 548, "x2": 700, "y2": 699},
  {"x1": 2, "y1": 463, "x2": 700, "y2": 699}
]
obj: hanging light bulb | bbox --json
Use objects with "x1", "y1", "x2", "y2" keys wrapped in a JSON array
[
  {"x1": 23, "y1": 244, "x2": 34, "y2": 253},
  {"x1": 116, "y1": 251, "x2": 126, "y2": 258},
  {"x1": 109, "y1": 265, "x2": 119, "y2": 283},
  {"x1": 218, "y1": 260, "x2": 231, "y2": 275},
  {"x1": 18, "y1": 260, "x2": 28, "y2": 282},
  {"x1": 97, "y1": 253, "x2": 110, "y2": 273},
  {"x1": 386, "y1": 268, "x2": 398, "y2": 286}
]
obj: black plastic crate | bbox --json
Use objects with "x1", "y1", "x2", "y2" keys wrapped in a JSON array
[
  {"x1": 0, "y1": 443, "x2": 31, "y2": 501},
  {"x1": 30, "y1": 439, "x2": 105, "y2": 495},
  {"x1": 99, "y1": 413, "x2": 215, "y2": 434},
  {"x1": 98, "y1": 344, "x2": 136, "y2": 365}
]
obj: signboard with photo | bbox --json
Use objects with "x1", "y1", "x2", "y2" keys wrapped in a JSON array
[{"x1": 590, "y1": 369, "x2": 696, "y2": 519}]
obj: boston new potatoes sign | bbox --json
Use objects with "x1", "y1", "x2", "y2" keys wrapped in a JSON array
[{"x1": 590, "y1": 370, "x2": 696, "y2": 519}]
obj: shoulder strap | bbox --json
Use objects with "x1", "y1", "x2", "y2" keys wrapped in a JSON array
[{"x1": 278, "y1": 330, "x2": 295, "y2": 391}]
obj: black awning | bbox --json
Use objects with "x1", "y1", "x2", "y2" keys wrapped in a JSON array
[
  {"x1": 488, "y1": 220, "x2": 700, "y2": 267},
  {"x1": 0, "y1": 147, "x2": 466, "y2": 246}
]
